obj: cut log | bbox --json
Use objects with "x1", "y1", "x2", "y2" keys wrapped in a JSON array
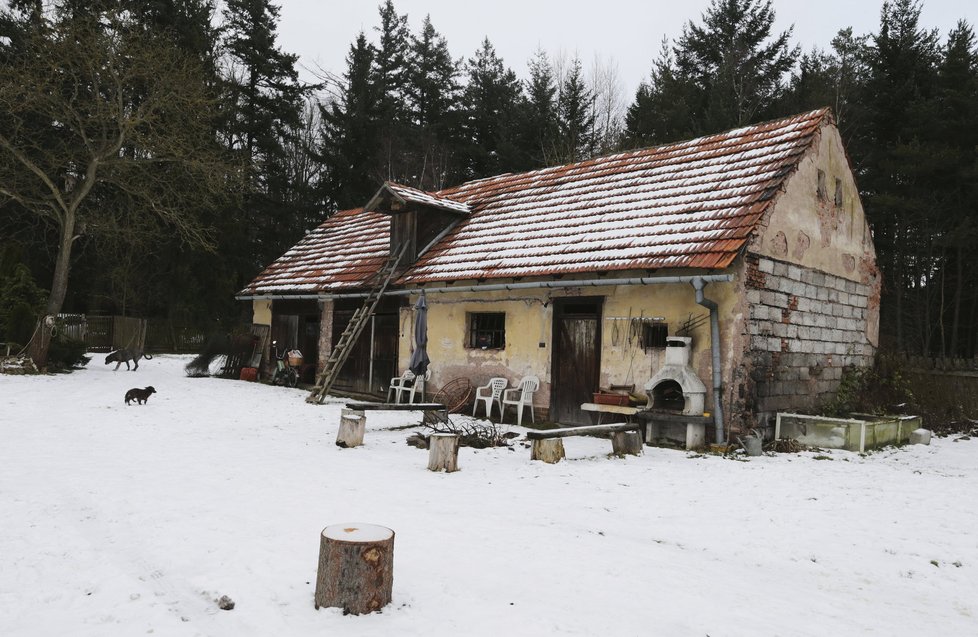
[
  {"x1": 336, "y1": 409, "x2": 365, "y2": 448},
  {"x1": 314, "y1": 523, "x2": 394, "y2": 615},
  {"x1": 611, "y1": 431, "x2": 643, "y2": 456},
  {"x1": 531, "y1": 438, "x2": 565, "y2": 463},
  {"x1": 427, "y1": 433, "x2": 460, "y2": 472}
]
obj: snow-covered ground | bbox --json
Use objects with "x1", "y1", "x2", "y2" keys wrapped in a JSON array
[{"x1": 1, "y1": 355, "x2": 976, "y2": 636}]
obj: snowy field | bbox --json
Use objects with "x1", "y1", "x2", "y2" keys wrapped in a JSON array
[{"x1": 1, "y1": 355, "x2": 976, "y2": 636}]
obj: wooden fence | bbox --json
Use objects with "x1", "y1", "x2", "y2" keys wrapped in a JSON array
[
  {"x1": 900, "y1": 355, "x2": 978, "y2": 372},
  {"x1": 54, "y1": 314, "x2": 206, "y2": 353}
]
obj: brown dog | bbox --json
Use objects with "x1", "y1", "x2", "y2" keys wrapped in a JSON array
[{"x1": 125, "y1": 386, "x2": 156, "y2": 405}]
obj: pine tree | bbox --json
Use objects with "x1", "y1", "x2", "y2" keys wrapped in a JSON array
[
  {"x1": 674, "y1": 0, "x2": 798, "y2": 131},
  {"x1": 462, "y1": 38, "x2": 525, "y2": 179},
  {"x1": 319, "y1": 32, "x2": 382, "y2": 209},
  {"x1": 521, "y1": 48, "x2": 560, "y2": 166},
  {"x1": 624, "y1": 39, "x2": 697, "y2": 146},
  {"x1": 372, "y1": 0, "x2": 412, "y2": 182},
  {"x1": 782, "y1": 29, "x2": 869, "y2": 140},
  {"x1": 626, "y1": 0, "x2": 797, "y2": 144},
  {"x1": 932, "y1": 21, "x2": 978, "y2": 356},
  {"x1": 221, "y1": 0, "x2": 309, "y2": 268},
  {"x1": 861, "y1": 0, "x2": 941, "y2": 353},
  {"x1": 405, "y1": 15, "x2": 460, "y2": 189},
  {"x1": 555, "y1": 57, "x2": 595, "y2": 163}
]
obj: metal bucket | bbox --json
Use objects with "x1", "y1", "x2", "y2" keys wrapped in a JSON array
[{"x1": 739, "y1": 435, "x2": 763, "y2": 457}]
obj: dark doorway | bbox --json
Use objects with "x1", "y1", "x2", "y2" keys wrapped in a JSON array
[
  {"x1": 550, "y1": 297, "x2": 603, "y2": 425},
  {"x1": 271, "y1": 299, "x2": 320, "y2": 382},
  {"x1": 332, "y1": 297, "x2": 402, "y2": 395}
]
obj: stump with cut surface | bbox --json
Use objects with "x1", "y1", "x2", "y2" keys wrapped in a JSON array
[
  {"x1": 531, "y1": 438, "x2": 565, "y2": 463},
  {"x1": 427, "y1": 433, "x2": 460, "y2": 472},
  {"x1": 314, "y1": 524, "x2": 394, "y2": 615},
  {"x1": 611, "y1": 431, "x2": 644, "y2": 456},
  {"x1": 336, "y1": 409, "x2": 365, "y2": 448}
]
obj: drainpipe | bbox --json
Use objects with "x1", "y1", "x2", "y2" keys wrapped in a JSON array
[{"x1": 692, "y1": 277, "x2": 725, "y2": 444}]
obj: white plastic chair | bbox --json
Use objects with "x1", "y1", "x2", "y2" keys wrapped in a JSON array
[
  {"x1": 387, "y1": 370, "x2": 415, "y2": 403},
  {"x1": 472, "y1": 377, "x2": 508, "y2": 420},
  {"x1": 391, "y1": 368, "x2": 430, "y2": 404},
  {"x1": 501, "y1": 375, "x2": 539, "y2": 426}
]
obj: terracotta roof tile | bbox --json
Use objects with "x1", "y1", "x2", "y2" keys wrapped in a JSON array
[{"x1": 241, "y1": 109, "x2": 829, "y2": 295}]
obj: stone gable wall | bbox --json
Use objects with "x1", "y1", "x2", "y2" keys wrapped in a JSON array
[{"x1": 742, "y1": 253, "x2": 876, "y2": 417}]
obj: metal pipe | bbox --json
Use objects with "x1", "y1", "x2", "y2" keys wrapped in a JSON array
[
  {"x1": 692, "y1": 277, "x2": 725, "y2": 444},
  {"x1": 237, "y1": 274, "x2": 734, "y2": 301}
]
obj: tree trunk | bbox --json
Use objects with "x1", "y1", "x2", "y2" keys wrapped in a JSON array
[
  {"x1": 611, "y1": 431, "x2": 643, "y2": 457},
  {"x1": 427, "y1": 433, "x2": 459, "y2": 472},
  {"x1": 951, "y1": 245, "x2": 963, "y2": 357},
  {"x1": 336, "y1": 409, "x2": 365, "y2": 448},
  {"x1": 531, "y1": 438, "x2": 565, "y2": 464},
  {"x1": 314, "y1": 524, "x2": 394, "y2": 615}
]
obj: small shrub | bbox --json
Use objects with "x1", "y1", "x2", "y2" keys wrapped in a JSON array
[
  {"x1": 46, "y1": 337, "x2": 91, "y2": 369},
  {"x1": 821, "y1": 354, "x2": 913, "y2": 417}
]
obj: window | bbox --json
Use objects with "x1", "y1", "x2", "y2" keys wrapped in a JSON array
[
  {"x1": 642, "y1": 322, "x2": 668, "y2": 350},
  {"x1": 834, "y1": 178, "x2": 844, "y2": 207},
  {"x1": 467, "y1": 312, "x2": 505, "y2": 349},
  {"x1": 816, "y1": 169, "x2": 827, "y2": 201}
]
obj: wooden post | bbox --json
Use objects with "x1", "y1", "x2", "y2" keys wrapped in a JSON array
[
  {"x1": 336, "y1": 409, "x2": 365, "y2": 448},
  {"x1": 531, "y1": 438, "x2": 565, "y2": 463},
  {"x1": 314, "y1": 524, "x2": 394, "y2": 615},
  {"x1": 427, "y1": 433, "x2": 460, "y2": 472},
  {"x1": 611, "y1": 431, "x2": 643, "y2": 456}
]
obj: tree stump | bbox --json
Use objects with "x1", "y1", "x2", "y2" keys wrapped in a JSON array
[
  {"x1": 611, "y1": 431, "x2": 643, "y2": 456},
  {"x1": 314, "y1": 524, "x2": 394, "y2": 615},
  {"x1": 336, "y1": 409, "x2": 365, "y2": 448},
  {"x1": 531, "y1": 438, "x2": 565, "y2": 463},
  {"x1": 427, "y1": 433, "x2": 460, "y2": 472}
]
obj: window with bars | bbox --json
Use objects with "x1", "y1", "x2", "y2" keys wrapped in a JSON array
[
  {"x1": 467, "y1": 312, "x2": 505, "y2": 349},
  {"x1": 642, "y1": 322, "x2": 668, "y2": 349}
]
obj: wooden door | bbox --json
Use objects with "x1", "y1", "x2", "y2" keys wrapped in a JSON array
[
  {"x1": 550, "y1": 298, "x2": 602, "y2": 425},
  {"x1": 332, "y1": 298, "x2": 401, "y2": 395}
]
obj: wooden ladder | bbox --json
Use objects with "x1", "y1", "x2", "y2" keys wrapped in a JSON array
[{"x1": 306, "y1": 243, "x2": 409, "y2": 404}]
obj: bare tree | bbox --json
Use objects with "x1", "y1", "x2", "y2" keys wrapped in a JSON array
[
  {"x1": 0, "y1": 11, "x2": 237, "y2": 321},
  {"x1": 588, "y1": 54, "x2": 626, "y2": 154}
]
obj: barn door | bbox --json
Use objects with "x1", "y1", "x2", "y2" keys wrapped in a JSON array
[{"x1": 550, "y1": 297, "x2": 602, "y2": 425}]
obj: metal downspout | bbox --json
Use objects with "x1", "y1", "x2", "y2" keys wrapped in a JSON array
[{"x1": 692, "y1": 277, "x2": 725, "y2": 444}]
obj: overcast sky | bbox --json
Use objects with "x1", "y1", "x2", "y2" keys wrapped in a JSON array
[{"x1": 276, "y1": 0, "x2": 978, "y2": 96}]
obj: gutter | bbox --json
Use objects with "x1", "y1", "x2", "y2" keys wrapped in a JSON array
[
  {"x1": 692, "y1": 277, "x2": 726, "y2": 444},
  {"x1": 236, "y1": 274, "x2": 734, "y2": 301}
]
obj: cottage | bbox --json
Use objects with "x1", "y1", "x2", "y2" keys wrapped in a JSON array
[{"x1": 238, "y1": 108, "x2": 880, "y2": 441}]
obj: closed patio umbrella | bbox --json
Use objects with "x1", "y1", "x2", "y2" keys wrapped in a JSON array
[{"x1": 408, "y1": 290, "x2": 429, "y2": 377}]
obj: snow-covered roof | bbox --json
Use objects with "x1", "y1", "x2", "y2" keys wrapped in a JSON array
[
  {"x1": 241, "y1": 109, "x2": 829, "y2": 296},
  {"x1": 366, "y1": 181, "x2": 472, "y2": 215},
  {"x1": 240, "y1": 208, "x2": 390, "y2": 295}
]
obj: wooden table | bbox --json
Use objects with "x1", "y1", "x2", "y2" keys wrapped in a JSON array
[{"x1": 580, "y1": 402, "x2": 639, "y2": 425}]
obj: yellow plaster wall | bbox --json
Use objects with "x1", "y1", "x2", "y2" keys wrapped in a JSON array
[
  {"x1": 397, "y1": 277, "x2": 740, "y2": 415},
  {"x1": 252, "y1": 299, "x2": 272, "y2": 325},
  {"x1": 751, "y1": 124, "x2": 878, "y2": 285}
]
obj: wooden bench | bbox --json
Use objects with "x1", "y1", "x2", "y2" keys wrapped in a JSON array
[
  {"x1": 336, "y1": 403, "x2": 449, "y2": 448},
  {"x1": 526, "y1": 422, "x2": 644, "y2": 463}
]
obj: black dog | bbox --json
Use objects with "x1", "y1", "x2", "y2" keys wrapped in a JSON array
[
  {"x1": 125, "y1": 386, "x2": 156, "y2": 405},
  {"x1": 105, "y1": 349, "x2": 153, "y2": 371}
]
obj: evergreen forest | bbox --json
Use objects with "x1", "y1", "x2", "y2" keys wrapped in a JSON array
[{"x1": 1, "y1": 0, "x2": 976, "y2": 359}]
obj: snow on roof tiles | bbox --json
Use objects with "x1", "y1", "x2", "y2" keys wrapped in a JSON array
[
  {"x1": 241, "y1": 109, "x2": 828, "y2": 295},
  {"x1": 239, "y1": 208, "x2": 390, "y2": 296},
  {"x1": 383, "y1": 182, "x2": 471, "y2": 214}
]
